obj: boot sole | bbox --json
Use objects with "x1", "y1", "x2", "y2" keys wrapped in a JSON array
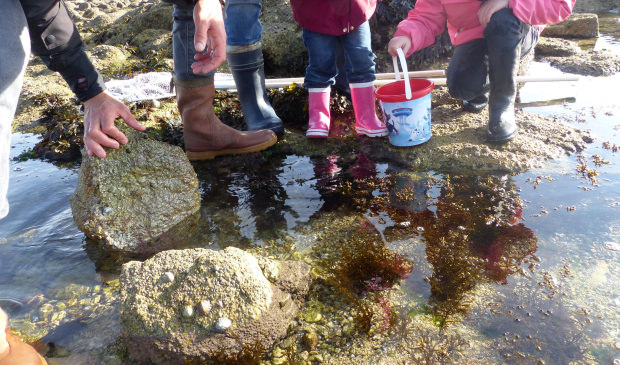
[
  {"x1": 185, "y1": 135, "x2": 278, "y2": 160},
  {"x1": 356, "y1": 127, "x2": 388, "y2": 137},
  {"x1": 306, "y1": 129, "x2": 329, "y2": 138},
  {"x1": 487, "y1": 129, "x2": 518, "y2": 143}
]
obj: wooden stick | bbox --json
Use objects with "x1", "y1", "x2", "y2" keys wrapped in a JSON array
[
  {"x1": 373, "y1": 74, "x2": 580, "y2": 87},
  {"x1": 376, "y1": 70, "x2": 445, "y2": 79},
  {"x1": 224, "y1": 70, "x2": 445, "y2": 87},
  {"x1": 215, "y1": 72, "x2": 579, "y2": 90},
  {"x1": 515, "y1": 96, "x2": 577, "y2": 108}
]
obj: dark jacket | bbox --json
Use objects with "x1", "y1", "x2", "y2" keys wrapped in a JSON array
[{"x1": 19, "y1": 0, "x2": 105, "y2": 102}]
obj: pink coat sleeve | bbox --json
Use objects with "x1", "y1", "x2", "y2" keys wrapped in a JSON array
[
  {"x1": 510, "y1": 0, "x2": 575, "y2": 26},
  {"x1": 393, "y1": 0, "x2": 447, "y2": 57}
]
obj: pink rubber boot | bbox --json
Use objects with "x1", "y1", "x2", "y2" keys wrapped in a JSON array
[
  {"x1": 306, "y1": 87, "x2": 331, "y2": 138},
  {"x1": 350, "y1": 82, "x2": 387, "y2": 137}
]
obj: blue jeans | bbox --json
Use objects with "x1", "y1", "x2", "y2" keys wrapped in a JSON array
[
  {"x1": 224, "y1": 0, "x2": 263, "y2": 46},
  {"x1": 172, "y1": 3, "x2": 215, "y2": 82},
  {"x1": 0, "y1": 0, "x2": 30, "y2": 219},
  {"x1": 302, "y1": 22, "x2": 376, "y2": 89}
]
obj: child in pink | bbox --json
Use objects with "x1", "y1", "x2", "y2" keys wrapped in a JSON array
[
  {"x1": 389, "y1": 0, "x2": 574, "y2": 142},
  {"x1": 290, "y1": 0, "x2": 387, "y2": 138}
]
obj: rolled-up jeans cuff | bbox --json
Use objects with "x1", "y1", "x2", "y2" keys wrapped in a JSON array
[
  {"x1": 172, "y1": 3, "x2": 216, "y2": 82},
  {"x1": 173, "y1": 74, "x2": 214, "y2": 88}
]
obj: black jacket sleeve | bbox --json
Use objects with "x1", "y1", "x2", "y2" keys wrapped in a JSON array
[{"x1": 20, "y1": 0, "x2": 105, "y2": 102}]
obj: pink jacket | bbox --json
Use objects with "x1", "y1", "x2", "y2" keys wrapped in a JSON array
[
  {"x1": 394, "y1": 0, "x2": 575, "y2": 57},
  {"x1": 290, "y1": 0, "x2": 377, "y2": 36}
]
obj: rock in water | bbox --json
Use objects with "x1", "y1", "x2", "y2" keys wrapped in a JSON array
[
  {"x1": 120, "y1": 247, "x2": 311, "y2": 364},
  {"x1": 70, "y1": 128, "x2": 200, "y2": 254}
]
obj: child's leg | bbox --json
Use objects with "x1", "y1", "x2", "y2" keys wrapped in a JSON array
[
  {"x1": 302, "y1": 29, "x2": 339, "y2": 138},
  {"x1": 302, "y1": 29, "x2": 339, "y2": 90},
  {"x1": 446, "y1": 39, "x2": 490, "y2": 113},
  {"x1": 224, "y1": 0, "x2": 284, "y2": 135},
  {"x1": 341, "y1": 22, "x2": 387, "y2": 137},
  {"x1": 484, "y1": 8, "x2": 538, "y2": 142}
]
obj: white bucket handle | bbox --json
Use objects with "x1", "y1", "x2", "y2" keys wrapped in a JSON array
[{"x1": 392, "y1": 48, "x2": 412, "y2": 100}]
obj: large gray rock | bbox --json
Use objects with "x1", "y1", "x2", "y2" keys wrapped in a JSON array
[
  {"x1": 574, "y1": 0, "x2": 619, "y2": 12},
  {"x1": 94, "y1": 2, "x2": 173, "y2": 46},
  {"x1": 70, "y1": 128, "x2": 201, "y2": 254},
  {"x1": 120, "y1": 247, "x2": 311, "y2": 364},
  {"x1": 542, "y1": 13, "x2": 599, "y2": 38},
  {"x1": 536, "y1": 37, "x2": 620, "y2": 77}
]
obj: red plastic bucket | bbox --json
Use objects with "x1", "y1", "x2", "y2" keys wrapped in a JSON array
[{"x1": 375, "y1": 49, "x2": 434, "y2": 146}]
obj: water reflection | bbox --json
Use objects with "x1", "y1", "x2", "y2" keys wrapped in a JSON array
[
  {"x1": 194, "y1": 154, "x2": 350, "y2": 245},
  {"x1": 349, "y1": 169, "x2": 539, "y2": 325}
]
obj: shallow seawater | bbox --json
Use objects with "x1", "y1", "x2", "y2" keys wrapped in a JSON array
[{"x1": 1, "y1": 34, "x2": 620, "y2": 364}]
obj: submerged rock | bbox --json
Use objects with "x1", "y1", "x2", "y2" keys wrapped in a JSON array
[
  {"x1": 70, "y1": 128, "x2": 201, "y2": 254},
  {"x1": 120, "y1": 247, "x2": 311, "y2": 364}
]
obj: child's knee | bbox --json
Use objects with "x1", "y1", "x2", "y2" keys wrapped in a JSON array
[
  {"x1": 486, "y1": 8, "x2": 521, "y2": 35},
  {"x1": 447, "y1": 82, "x2": 480, "y2": 101}
]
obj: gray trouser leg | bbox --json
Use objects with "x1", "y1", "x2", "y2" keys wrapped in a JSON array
[{"x1": 0, "y1": 0, "x2": 30, "y2": 219}]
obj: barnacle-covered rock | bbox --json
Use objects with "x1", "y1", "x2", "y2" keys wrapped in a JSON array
[
  {"x1": 70, "y1": 127, "x2": 200, "y2": 254},
  {"x1": 120, "y1": 247, "x2": 311, "y2": 364}
]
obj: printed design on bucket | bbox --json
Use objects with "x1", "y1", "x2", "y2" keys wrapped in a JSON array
[{"x1": 380, "y1": 97, "x2": 432, "y2": 147}]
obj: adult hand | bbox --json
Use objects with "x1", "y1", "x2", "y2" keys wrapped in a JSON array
[
  {"x1": 0, "y1": 306, "x2": 46, "y2": 365},
  {"x1": 191, "y1": 0, "x2": 227, "y2": 75},
  {"x1": 83, "y1": 91, "x2": 145, "y2": 158},
  {"x1": 478, "y1": 0, "x2": 510, "y2": 26},
  {"x1": 388, "y1": 36, "x2": 413, "y2": 58}
]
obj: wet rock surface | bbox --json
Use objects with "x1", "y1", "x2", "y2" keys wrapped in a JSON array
[
  {"x1": 271, "y1": 87, "x2": 593, "y2": 173},
  {"x1": 574, "y1": 0, "x2": 619, "y2": 12},
  {"x1": 120, "y1": 247, "x2": 311, "y2": 364},
  {"x1": 536, "y1": 36, "x2": 620, "y2": 76},
  {"x1": 70, "y1": 128, "x2": 201, "y2": 254}
]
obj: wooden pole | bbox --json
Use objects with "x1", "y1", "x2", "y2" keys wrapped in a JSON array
[
  {"x1": 373, "y1": 75, "x2": 580, "y2": 87},
  {"x1": 215, "y1": 72, "x2": 579, "y2": 90}
]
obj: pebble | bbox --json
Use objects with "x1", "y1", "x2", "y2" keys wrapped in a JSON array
[
  {"x1": 162, "y1": 271, "x2": 175, "y2": 283},
  {"x1": 198, "y1": 300, "x2": 211, "y2": 315},
  {"x1": 182, "y1": 305, "x2": 193, "y2": 318},
  {"x1": 604, "y1": 242, "x2": 619, "y2": 251},
  {"x1": 215, "y1": 317, "x2": 232, "y2": 331}
]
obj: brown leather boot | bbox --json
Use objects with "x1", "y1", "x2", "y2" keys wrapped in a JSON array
[{"x1": 176, "y1": 82, "x2": 277, "y2": 160}]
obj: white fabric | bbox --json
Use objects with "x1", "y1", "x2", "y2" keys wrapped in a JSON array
[{"x1": 105, "y1": 72, "x2": 239, "y2": 102}]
